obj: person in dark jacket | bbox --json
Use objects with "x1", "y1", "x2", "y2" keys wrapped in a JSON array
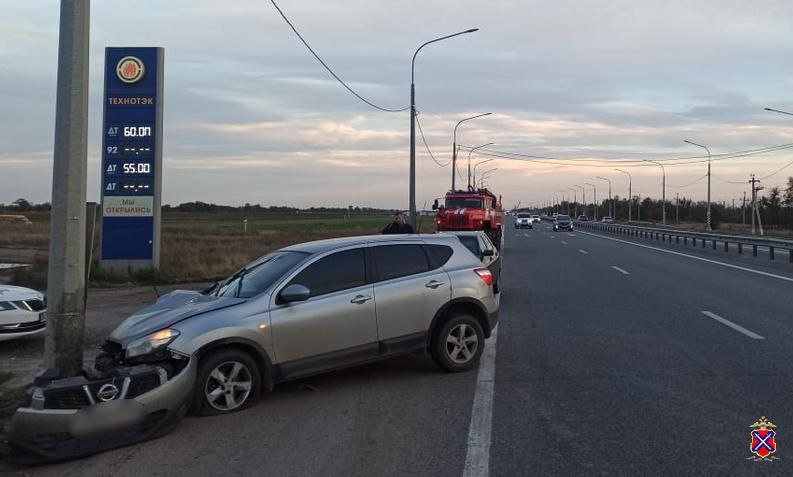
[{"x1": 381, "y1": 212, "x2": 414, "y2": 234}]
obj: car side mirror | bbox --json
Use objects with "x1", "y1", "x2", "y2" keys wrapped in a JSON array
[
  {"x1": 280, "y1": 284, "x2": 311, "y2": 303},
  {"x1": 432, "y1": 199, "x2": 438, "y2": 210},
  {"x1": 482, "y1": 249, "x2": 495, "y2": 257}
]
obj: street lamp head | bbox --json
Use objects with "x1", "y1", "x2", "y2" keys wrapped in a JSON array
[{"x1": 465, "y1": 28, "x2": 480, "y2": 33}]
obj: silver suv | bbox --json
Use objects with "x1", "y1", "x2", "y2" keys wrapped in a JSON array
[{"x1": 11, "y1": 234, "x2": 499, "y2": 460}]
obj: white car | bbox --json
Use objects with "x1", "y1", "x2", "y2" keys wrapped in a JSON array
[
  {"x1": 530, "y1": 214, "x2": 541, "y2": 223},
  {"x1": 514, "y1": 213, "x2": 533, "y2": 229},
  {"x1": 0, "y1": 285, "x2": 47, "y2": 341}
]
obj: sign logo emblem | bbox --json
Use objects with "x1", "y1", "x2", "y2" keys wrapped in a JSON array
[
  {"x1": 96, "y1": 383, "x2": 120, "y2": 402},
  {"x1": 748, "y1": 416, "x2": 779, "y2": 462},
  {"x1": 116, "y1": 56, "x2": 145, "y2": 84}
]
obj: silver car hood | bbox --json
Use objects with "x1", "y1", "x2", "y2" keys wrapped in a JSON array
[{"x1": 109, "y1": 290, "x2": 246, "y2": 344}]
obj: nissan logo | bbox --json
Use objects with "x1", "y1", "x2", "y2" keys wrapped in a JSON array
[{"x1": 97, "y1": 383, "x2": 120, "y2": 402}]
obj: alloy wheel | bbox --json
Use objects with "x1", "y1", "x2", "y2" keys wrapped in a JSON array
[
  {"x1": 204, "y1": 360, "x2": 253, "y2": 411},
  {"x1": 445, "y1": 323, "x2": 479, "y2": 364}
]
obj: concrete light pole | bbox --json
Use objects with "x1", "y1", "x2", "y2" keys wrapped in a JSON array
[
  {"x1": 643, "y1": 160, "x2": 666, "y2": 225},
  {"x1": 574, "y1": 185, "x2": 585, "y2": 218},
  {"x1": 46, "y1": 0, "x2": 90, "y2": 376},
  {"x1": 615, "y1": 169, "x2": 631, "y2": 222},
  {"x1": 451, "y1": 113, "x2": 491, "y2": 191},
  {"x1": 567, "y1": 187, "x2": 577, "y2": 217},
  {"x1": 585, "y1": 182, "x2": 597, "y2": 220},
  {"x1": 469, "y1": 143, "x2": 494, "y2": 187},
  {"x1": 596, "y1": 176, "x2": 612, "y2": 218},
  {"x1": 409, "y1": 28, "x2": 478, "y2": 228},
  {"x1": 684, "y1": 140, "x2": 711, "y2": 230}
]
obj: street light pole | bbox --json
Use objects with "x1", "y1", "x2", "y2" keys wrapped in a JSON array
[
  {"x1": 643, "y1": 160, "x2": 666, "y2": 225},
  {"x1": 567, "y1": 187, "x2": 577, "y2": 217},
  {"x1": 573, "y1": 185, "x2": 585, "y2": 218},
  {"x1": 451, "y1": 112, "x2": 491, "y2": 191},
  {"x1": 585, "y1": 182, "x2": 597, "y2": 220},
  {"x1": 615, "y1": 169, "x2": 631, "y2": 222},
  {"x1": 410, "y1": 28, "x2": 478, "y2": 228},
  {"x1": 596, "y1": 176, "x2": 612, "y2": 218},
  {"x1": 468, "y1": 142, "x2": 494, "y2": 188},
  {"x1": 684, "y1": 140, "x2": 712, "y2": 230}
]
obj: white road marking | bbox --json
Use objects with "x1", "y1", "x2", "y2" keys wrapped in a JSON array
[
  {"x1": 576, "y1": 230, "x2": 793, "y2": 284},
  {"x1": 567, "y1": 233, "x2": 576, "y2": 237},
  {"x1": 701, "y1": 311, "x2": 764, "y2": 340},
  {"x1": 561, "y1": 241, "x2": 568, "y2": 245},
  {"x1": 578, "y1": 249, "x2": 588, "y2": 254},
  {"x1": 463, "y1": 326, "x2": 498, "y2": 477},
  {"x1": 611, "y1": 266, "x2": 630, "y2": 275},
  {"x1": 524, "y1": 233, "x2": 530, "y2": 238}
]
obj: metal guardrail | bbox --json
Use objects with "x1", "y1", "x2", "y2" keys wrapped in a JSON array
[{"x1": 573, "y1": 221, "x2": 793, "y2": 263}]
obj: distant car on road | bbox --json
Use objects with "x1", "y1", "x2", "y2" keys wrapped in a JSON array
[
  {"x1": 12, "y1": 234, "x2": 500, "y2": 461},
  {"x1": 530, "y1": 214, "x2": 541, "y2": 223},
  {"x1": 553, "y1": 214, "x2": 573, "y2": 232},
  {"x1": 514, "y1": 213, "x2": 533, "y2": 229},
  {"x1": 577, "y1": 215, "x2": 589, "y2": 222},
  {"x1": 0, "y1": 285, "x2": 46, "y2": 341},
  {"x1": 601, "y1": 216, "x2": 614, "y2": 224},
  {"x1": 440, "y1": 231, "x2": 501, "y2": 294}
]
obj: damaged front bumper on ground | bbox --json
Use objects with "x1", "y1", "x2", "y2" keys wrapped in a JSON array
[{"x1": 8, "y1": 354, "x2": 196, "y2": 463}]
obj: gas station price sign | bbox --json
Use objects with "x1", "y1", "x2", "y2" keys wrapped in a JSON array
[{"x1": 100, "y1": 47, "x2": 164, "y2": 269}]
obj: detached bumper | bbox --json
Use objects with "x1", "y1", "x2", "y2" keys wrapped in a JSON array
[{"x1": 9, "y1": 357, "x2": 197, "y2": 463}]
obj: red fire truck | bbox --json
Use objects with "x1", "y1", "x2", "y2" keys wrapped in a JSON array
[{"x1": 433, "y1": 188, "x2": 504, "y2": 248}]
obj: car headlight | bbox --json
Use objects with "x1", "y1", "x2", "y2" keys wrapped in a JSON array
[{"x1": 125, "y1": 328, "x2": 180, "y2": 358}]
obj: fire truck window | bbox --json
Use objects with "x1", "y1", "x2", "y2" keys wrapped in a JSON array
[
  {"x1": 371, "y1": 245, "x2": 429, "y2": 282},
  {"x1": 446, "y1": 198, "x2": 483, "y2": 208}
]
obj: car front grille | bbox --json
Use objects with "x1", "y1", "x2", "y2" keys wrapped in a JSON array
[
  {"x1": 44, "y1": 387, "x2": 92, "y2": 409},
  {"x1": 125, "y1": 372, "x2": 162, "y2": 399}
]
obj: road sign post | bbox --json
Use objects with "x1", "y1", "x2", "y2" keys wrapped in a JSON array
[{"x1": 100, "y1": 47, "x2": 164, "y2": 274}]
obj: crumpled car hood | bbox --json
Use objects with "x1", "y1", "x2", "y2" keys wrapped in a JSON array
[{"x1": 109, "y1": 290, "x2": 246, "y2": 345}]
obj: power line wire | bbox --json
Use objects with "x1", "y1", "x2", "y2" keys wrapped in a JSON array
[
  {"x1": 415, "y1": 114, "x2": 450, "y2": 167},
  {"x1": 269, "y1": 0, "x2": 409, "y2": 112},
  {"x1": 759, "y1": 159, "x2": 793, "y2": 180}
]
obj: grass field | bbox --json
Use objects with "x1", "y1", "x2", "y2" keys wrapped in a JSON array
[{"x1": 0, "y1": 211, "x2": 437, "y2": 287}]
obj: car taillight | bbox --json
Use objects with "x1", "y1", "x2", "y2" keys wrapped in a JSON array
[{"x1": 474, "y1": 268, "x2": 493, "y2": 286}]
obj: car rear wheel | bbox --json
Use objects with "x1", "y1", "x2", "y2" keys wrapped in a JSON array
[
  {"x1": 190, "y1": 349, "x2": 261, "y2": 416},
  {"x1": 431, "y1": 314, "x2": 485, "y2": 372}
]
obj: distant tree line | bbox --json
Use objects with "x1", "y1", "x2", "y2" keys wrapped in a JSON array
[
  {"x1": 1, "y1": 198, "x2": 395, "y2": 215},
  {"x1": 557, "y1": 176, "x2": 793, "y2": 230}
]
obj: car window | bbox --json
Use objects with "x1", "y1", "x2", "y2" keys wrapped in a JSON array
[
  {"x1": 517, "y1": 213, "x2": 530, "y2": 218},
  {"x1": 456, "y1": 236, "x2": 480, "y2": 257},
  {"x1": 287, "y1": 248, "x2": 366, "y2": 298},
  {"x1": 477, "y1": 234, "x2": 493, "y2": 255},
  {"x1": 446, "y1": 198, "x2": 483, "y2": 208},
  {"x1": 423, "y1": 244, "x2": 454, "y2": 269},
  {"x1": 371, "y1": 244, "x2": 430, "y2": 282},
  {"x1": 220, "y1": 251, "x2": 309, "y2": 298}
]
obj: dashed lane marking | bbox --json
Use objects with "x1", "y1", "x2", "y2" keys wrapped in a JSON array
[{"x1": 701, "y1": 311, "x2": 764, "y2": 340}]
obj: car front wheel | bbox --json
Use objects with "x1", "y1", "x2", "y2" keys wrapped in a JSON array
[
  {"x1": 431, "y1": 314, "x2": 485, "y2": 372},
  {"x1": 190, "y1": 349, "x2": 261, "y2": 416}
]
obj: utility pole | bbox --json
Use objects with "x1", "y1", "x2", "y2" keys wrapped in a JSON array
[
  {"x1": 676, "y1": 193, "x2": 680, "y2": 224},
  {"x1": 615, "y1": 169, "x2": 631, "y2": 222},
  {"x1": 749, "y1": 174, "x2": 764, "y2": 236},
  {"x1": 451, "y1": 112, "x2": 491, "y2": 191},
  {"x1": 684, "y1": 140, "x2": 712, "y2": 230},
  {"x1": 742, "y1": 191, "x2": 747, "y2": 226},
  {"x1": 586, "y1": 182, "x2": 597, "y2": 220},
  {"x1": 46, "y1": 0, "x2": 90, "y2": 376}
]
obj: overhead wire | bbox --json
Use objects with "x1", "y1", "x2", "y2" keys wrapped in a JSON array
[
  {"x1": 269, "y1": 0, "x2": 409, "y2": 112},
  {"x1": 415, "y1": 114, "x2": 450, "y2": 167}
]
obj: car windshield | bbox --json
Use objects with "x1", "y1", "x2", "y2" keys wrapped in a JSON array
[
  {"x1": 214, "y1": 251, "x2": 309, "y2": 298},
  {"x1": 556, "y1": 215, "x2": 570, "y2": 220},
  {"x1": 517, "y1": 213, "x2": 531, "y2": 218},
  {"x1": 446, "y1": 197, "x2": 482, "y2": 208}
]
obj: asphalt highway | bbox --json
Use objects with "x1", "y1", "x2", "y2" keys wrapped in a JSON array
[{"x1": 7, "y1": 220, "x2": 793, "y2": 476}]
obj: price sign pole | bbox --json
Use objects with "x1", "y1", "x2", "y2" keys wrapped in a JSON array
[{"x1": 100, "y1": 47, "x2": 164, "y2": 273}]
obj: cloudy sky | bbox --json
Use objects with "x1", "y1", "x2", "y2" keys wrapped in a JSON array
[{"x1": 3, "y1": 0, "x2": 793, "y2": 209}]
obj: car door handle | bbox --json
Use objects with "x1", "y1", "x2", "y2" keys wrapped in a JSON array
[
  {"x1": 350, "y1": 295, "x2": 373, "y2": 305},
  {"x1": 425, "y1": 280, "x2": 445, "y2": 289}
]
